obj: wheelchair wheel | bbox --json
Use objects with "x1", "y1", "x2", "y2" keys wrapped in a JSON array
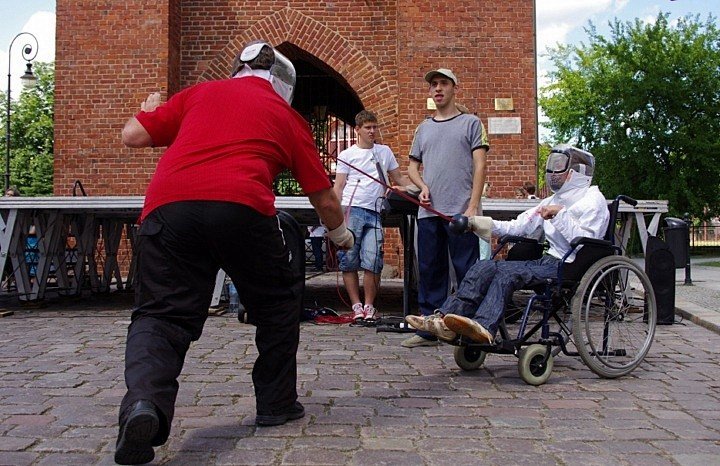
[
  {"x1": 504, "y1": 291, "x2": 531, "y2": 324},
  {"x1": 518, "y1": 344, "x2": 553, "y2": 386},
  {"x1": 453, "y1": 345, "x2": 487, "y2": 371},
  {"x1": 571, "y1": 255, "x2": 656, "y2": 378}
]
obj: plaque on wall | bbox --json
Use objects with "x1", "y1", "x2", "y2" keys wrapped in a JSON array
[
  {"x1": 494, "y1": 98, "x2": 514, "y2": 111},
  {"x1": 488, "y1": 117, "x2": 521, "y2": 134}
]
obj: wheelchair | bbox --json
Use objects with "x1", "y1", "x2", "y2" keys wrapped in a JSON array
[{"x1": 451, "y1": 195, "x2": 657, "y2": 385}]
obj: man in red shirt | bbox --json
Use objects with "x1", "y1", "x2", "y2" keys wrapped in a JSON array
[{"x1": 115, "y1": 41, "x2": 352, "y2": 465}]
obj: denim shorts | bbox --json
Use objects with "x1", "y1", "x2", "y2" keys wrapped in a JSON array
[{"x1": 337, "y1": 207, "x2": 384, "y2": 274}]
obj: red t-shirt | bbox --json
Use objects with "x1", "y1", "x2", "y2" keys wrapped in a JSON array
[{"x1": 136, "y1": 77, "x2": 330, "y2": 220}]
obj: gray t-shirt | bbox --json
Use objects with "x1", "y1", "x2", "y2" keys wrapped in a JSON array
[{"x1": 409, "y1": 113, "x2": 489, "y2": 219}]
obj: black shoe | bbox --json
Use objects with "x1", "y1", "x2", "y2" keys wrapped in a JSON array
[
  {"x1": 255, "y1": 401, "x2": 305, "y2": 426},
  {"x1": 115, "y1": 400, "x2": 160, "y2": 465}
]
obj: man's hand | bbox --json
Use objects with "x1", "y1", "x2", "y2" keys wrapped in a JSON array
[
  {"x1": 468, "y1": 215, "x2": 493, "y2": 241},
  {"x1": 539, "y1": 205, "x2": 563, "y2": 220},
  {"x1": 463, "y1": 205, "x2": 480, "y2": 218},
  {"x1": 141, "y1": 92, "x2": 162, "y2": 113},
  {"x1": 418, "y1": 186, "x2": 431, "y2": 206},
  {"x1": 327, "y1": 221, "x2": 354, "y2": 249}
]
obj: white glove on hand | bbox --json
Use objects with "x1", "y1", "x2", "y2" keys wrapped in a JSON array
[
  {"x1": 468, "y1": 216, "x2": 493, "y2": 241},
  {"x1": 327, "y1": 221, "x2": 354, "y2": 249}
]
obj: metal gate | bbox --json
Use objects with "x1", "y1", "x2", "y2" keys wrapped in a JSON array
[{"x1": 272, "y1": 51, "x2": 362, "y2": 196}]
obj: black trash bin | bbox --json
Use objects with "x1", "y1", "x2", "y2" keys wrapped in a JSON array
[{"x1": 663, "y1": 217, "x2": 689, "y2": 269}]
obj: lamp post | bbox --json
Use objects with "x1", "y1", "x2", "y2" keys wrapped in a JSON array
[{"x1": 5, "y1": 32, "x2": 39, "y2": 192}]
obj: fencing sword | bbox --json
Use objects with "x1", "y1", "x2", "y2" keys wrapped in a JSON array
[
  {"x1": 333, "y1": 156, "x2": 472, "y2": 233},
  {"x1": 333, "y1": 156, "x2": 471, "y2": 232}
]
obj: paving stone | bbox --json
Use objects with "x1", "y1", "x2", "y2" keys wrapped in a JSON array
[
  {"x1": 290, "y1": 436, "x2": 360, "y2": 450},
  {"x1": 215, "y1": 448, "x2": 279, "y2": 465},
  {"x1": 6, "y1": 424, "x2": 69, "y2": 438},
  {"x1": 34, "y1": 453, "x2": 97, "y2": 465},
  {"x1": 282, "y1": 447, "x2": 350, "y2": 465},
  {"x1": 351, "y1": 449, "x2": 423, "y2": 466},
  {"x1": 0, "y1": 436, "x2": 36, "y2": 451},
  {"x1": 32, "y1": 437, "x2": 106, "y2": 454},
  {"x1": 423, "y1": 452, "x2": 489, "y2": 465},
  {"x1": 0, "y1": 451, "x2": 38, "y2": 466},
  {"x1": 650, "y1": 418, "x2": 720, "y2": 440},
  {"x1": 542, "y1": 440, "x2": 601, "y2": 454},
  {"x1": 3, "y1": 414, "x2": 55, "y2": 426},
  {"x1": 673, "y1": 453, "x2": 720, "y2": 466},
  {"x1": 620, "y1": 453, "x2": 677, "y2": 466},
  {"x1": 485, "y1": 452, "x2": 560, "y2": 466}
]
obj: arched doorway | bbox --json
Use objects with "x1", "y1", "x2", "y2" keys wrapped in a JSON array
[{"x1": 273, "y1": 43, "x2": 363, "y2": 195}]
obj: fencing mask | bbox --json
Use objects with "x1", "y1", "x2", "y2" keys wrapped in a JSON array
[
  {"x1": 545, "y1": 144, "x2": 595, "y2": 192},
  {"x1": 233, "y1": 41, "x2": 296, "y2": 104}
]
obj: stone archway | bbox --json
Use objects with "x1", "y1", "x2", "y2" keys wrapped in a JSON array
[
  {"x1": 199, "y1": 7, "x2": 396, "y2": 134},
  {"x1": 199, "y1": 8, "x2": 399, "y2": 195}
]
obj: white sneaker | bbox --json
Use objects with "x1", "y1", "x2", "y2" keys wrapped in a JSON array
[
  {"x1": 352, "y1": 303, "x2": 364, "y2": 322},
  {"x1": 363, "y1": 304, "x2": 378, "y2": 320}
]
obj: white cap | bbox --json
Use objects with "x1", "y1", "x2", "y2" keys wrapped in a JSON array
[{"x1": 424, "y1": 68, "x2": 458, "y2": 85}]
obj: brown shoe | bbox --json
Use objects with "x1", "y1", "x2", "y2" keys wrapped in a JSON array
[{"x1": 443, "y1": 314, "x2": 493, "y2": 344}]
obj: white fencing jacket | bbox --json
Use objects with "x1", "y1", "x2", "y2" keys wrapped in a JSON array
[{"x1": 492, "y1": 172, "x2": 610, "y2": 262}]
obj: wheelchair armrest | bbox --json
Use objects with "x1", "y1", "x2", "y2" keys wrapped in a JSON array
[
  {"x1": 569, "y1": 236, "x2": 612, "y2": 249},
  {"x1": 559, "y1": 236, "x2": 616, "y2": 284},
  {"x1": 498, "y1": 235, "x2": 540, "y2": 246}
]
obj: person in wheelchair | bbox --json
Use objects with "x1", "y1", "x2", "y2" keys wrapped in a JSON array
[{"x1": 406, "y1": 144, "x2": 609, "y2": 344}]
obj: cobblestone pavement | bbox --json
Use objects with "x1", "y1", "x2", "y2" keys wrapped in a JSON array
[{"x1": 1, "y1": 290, "x2": 720, "y2": 466}]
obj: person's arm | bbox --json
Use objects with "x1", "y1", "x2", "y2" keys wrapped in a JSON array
[
  {"x1": 491, "y1": 204, "x2": 545, "y2": 238},
  {"x1": 307, "y1": 188, "x2": 353, "y2": 248},
  {"x1": 547, "y1": 192, "x2": 609, "y2": 241},
  {"x1": 121, "y1": 92, "x2": 163, "y2": 148},
  {"x1": 307, "y1": 188, "x2": 344, "y2": 230},
  {"x1": 122, "y1": 118, "x2": 153, "y2": 148},
  {"x1": 408, "y1": 159, "x2": 430, "y2": 205},
  {"x1": 333, "y1": 172, "x2": 347, "y2": 204},
  {"x1": 388, "y1": 168, "x2": 411, "y2": 189},
  {"x1": 464, "y1": 147, "x2": 487, "y2": 217}
]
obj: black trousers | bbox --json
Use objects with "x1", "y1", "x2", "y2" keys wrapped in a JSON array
[{"x1": 120, "y1": 201, "x2": 302, "y2": 444}]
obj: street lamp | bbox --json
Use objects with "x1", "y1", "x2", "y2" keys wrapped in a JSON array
[{"x1": 5, "y1": 32, "x2": 39, "y2": 192}]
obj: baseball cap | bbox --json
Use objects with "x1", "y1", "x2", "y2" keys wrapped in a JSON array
[{"x1": 424, "y1": 68, "x2": 458, "y2": 85}]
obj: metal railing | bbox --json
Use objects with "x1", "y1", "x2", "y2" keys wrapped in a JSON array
[{"x1": 690, "y1": 225, "x2": 720, "y2": 251}]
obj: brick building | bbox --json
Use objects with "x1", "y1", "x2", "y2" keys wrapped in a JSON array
[{"x1": 54, "y1": 1, "x2": 538, "y2": 270}]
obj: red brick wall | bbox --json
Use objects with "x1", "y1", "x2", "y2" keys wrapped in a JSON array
[{"x1": 55, "y1": 1, "x2": 537, "y2": 269}]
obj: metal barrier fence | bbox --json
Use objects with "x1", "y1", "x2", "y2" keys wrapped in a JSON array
[{"x1": 690, "y1": 225, "x2": 720, "y2": 251}]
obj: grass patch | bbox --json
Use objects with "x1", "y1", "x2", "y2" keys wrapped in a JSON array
[{"x1": 698, "y1": 261, "x2": 720, "y2": 267}]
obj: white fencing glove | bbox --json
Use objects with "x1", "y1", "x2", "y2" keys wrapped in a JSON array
[
  {"x1": 468, "y1": 216, "x2": 493, "y2": 242},
  {"x1": 327, "y1": 221, "x2": 355, "y2": 249}
]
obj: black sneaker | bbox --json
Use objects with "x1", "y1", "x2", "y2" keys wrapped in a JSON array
[
  {"x1": 115, "y1": 400, "x2": 160, "y2": 465},
  {"x1": 255, "y1": 401, "x2": 305, "y2": 426}
]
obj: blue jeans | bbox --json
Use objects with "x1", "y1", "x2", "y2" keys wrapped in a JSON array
[
  {"x1": 416, "y1": 216, "x2": 479, "y2": 339},
  {"x1": 441, "y1": 255, "x2": 561, "y2": 334},
  {"x1": 337, "y1": 207, "x2": 384, "y2": 274},
  {"x1": 310, "y1": 237, "x2": 324, "y2": 270}
]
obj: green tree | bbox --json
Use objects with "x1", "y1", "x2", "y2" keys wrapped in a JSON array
[
  {"x1": 539, "y1": 13, "x2": 720, "y2": 219},
  {"x1": 0, "y1": 62, "x2": 54, "y2": 196}
]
